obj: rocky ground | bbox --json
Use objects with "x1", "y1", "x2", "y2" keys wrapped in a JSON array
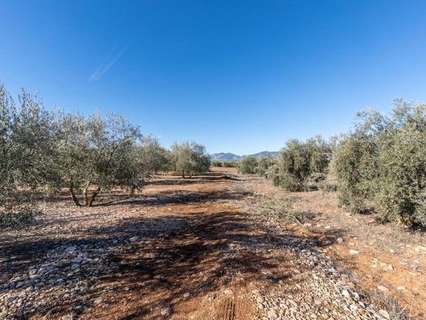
[
  {"x1": 0, "y1": 170, "x2": 415, "y2": 319},
  {"x1": 244, "y1": 174, "x2": 425, "y2": 320}
]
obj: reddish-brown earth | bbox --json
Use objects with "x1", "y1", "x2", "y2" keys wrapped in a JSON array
[{"x1": 1, "y1": 168, "x2": 424, "y2": 319}]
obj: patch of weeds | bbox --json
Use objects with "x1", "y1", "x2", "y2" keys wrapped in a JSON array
[
  {"x1": 252, "y1": 194, "x2": 309, "y2": 224},
  {"x1": 370, "y1": 290, "x2": 409, "y2": 320}
]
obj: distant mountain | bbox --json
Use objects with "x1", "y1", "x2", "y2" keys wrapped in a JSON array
[
  {"x1": 210, "y1": 151, "x2": 279, "y2": 161},
  {"x1": 249, "y1": 151, "x2": 279, "y2": 159},
  {"x1": 209, "y1": 152, "x2": 242, "y2": 161}
]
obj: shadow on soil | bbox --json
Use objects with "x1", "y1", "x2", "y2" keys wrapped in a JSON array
[
  {"x1": 0, "y1": 174, "x2": 341, "y2": 320},
  {"x1": 94, "y1": 189, "x2": 252, "y2": 207}
]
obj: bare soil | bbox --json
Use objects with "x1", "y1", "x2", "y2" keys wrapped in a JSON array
[
  {"x1": 1, "y1": 168, "x2": 424, "y2": 319},
  {"x1": 246, "y1": 174, "x2": 426, "y2": 319}
]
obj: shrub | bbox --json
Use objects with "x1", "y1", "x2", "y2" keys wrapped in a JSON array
[
  {"x1": 212, "y1": 160, "x2": 223, "y2": 167},
  {"x1": 333, "y1": 102, "x2": 426, "y2": 227},
  {"x1": 333, "y1": 134, "x2": 380, "y2": 212},
  {"x1": 239, "y1": 156, "x2": 258, "y2": 174},
  {"x1": 255, "y1": 157, "x2": 276, "y2": 177},
  {"x1": 375, "y1": 104, "x2": 426, "y2": 226},
  {"x1": 274, "y1": 136, "x2": 331, "y2": 191},
  {"x1": 171, "y1": 142, "x2": 210, "y2": 177},
  {"x1": 223, "y1": 161, "x2": 238, "y2": 168}
]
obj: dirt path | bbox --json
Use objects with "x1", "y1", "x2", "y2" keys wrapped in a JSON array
[{"x1": 0, "y1": 171, "x2": 401, "y2": 319}]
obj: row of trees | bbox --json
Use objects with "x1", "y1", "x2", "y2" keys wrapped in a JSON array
[
  {"x1": 211, "y1": 160, "x2": 239, "y2": 168},
  {"x1": 238, "y1": 137, "x2": 332, "y2": 191},
  {"x1": 332, "y1": 101, "x2": 426, "y2": 226},
  {"x1": 237, "y1": 101, "x2": 426, "y2": 228},
  {"x1": 0, "y1": 85, "x2": 210, "y2": 213}
]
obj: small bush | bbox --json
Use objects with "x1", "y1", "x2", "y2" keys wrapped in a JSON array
[
  {"x1": 273, "y1": 137, "x2": 331, "y2": 191},
  {"x1": 305, "y1": 172, "x2": 326, "y2": 191},
  {"x1": 318, "y1": 174, "x2": 338, "y2": 192},
  {"x1": 223, "y1": 160, "x2": 238, "y2": 168},
  {"x1": 239, "y1": 156, "x2": 258, "y2": 174},
  {"x1": 255, "y1": 157, "x2": 276, "y2": 177},
  {"x1": 212, "y1": 160, "x2": 223, "y2": 167}
]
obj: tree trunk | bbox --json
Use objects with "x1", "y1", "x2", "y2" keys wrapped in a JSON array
[
  {"x1": 130, "y1": 185, "x2": 136, "y2": 196},
  {"x1": 87, "y1": 187, "x2": 101, "y2": 207},
  {"x1": 69, "y1": 185, "x2": 81, "y2": 207},
  {"x1": 182, "y1": 170, "x2": 185, "y2": 178},
  {"x1": 83, "y1": 182, "x2": 91, "y2": 206}
]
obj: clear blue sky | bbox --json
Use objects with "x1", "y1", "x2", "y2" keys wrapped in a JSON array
[{"x1": 1, "y1": 0, "x2": 426, "y2": 154}]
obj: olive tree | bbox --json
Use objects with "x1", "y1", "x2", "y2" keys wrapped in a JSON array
[
  {"x1": 171, "y1": 142, "x2": 210, "y2": 178},
  {"x1": 333, "y1": 101, "x2": 426, "y2": 227},
  {"x1": 139, "y1": 136, "x2": 171, "y2": 174},
  {"x1": 55, "y1": 113, "x2": 142, "y2": 206},
  {"x1": 272, "y1": 137, "x2": 331, "y2": 191},
  {"x1": 239, "y1": 156, "x2": 258, "y2": 174},
  {"x1": 255, "y1": 158, "x2": 276, "y2": 177},
  {"x1": 114, "y1": 137, "x2": 171, "y2": 195},
  {"x1": 375, "y1": 104, "x2": 426, "y2": 226},
  {"x1": 0, "y1": 86, "x2": 57, "y2": 226}
]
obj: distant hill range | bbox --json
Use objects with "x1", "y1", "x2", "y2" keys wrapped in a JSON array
[{"x1": 210, "y1": 151, "x2": 279, "y2": 161}]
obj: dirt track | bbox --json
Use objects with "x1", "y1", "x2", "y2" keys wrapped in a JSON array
[{"x1": 0, "y1": 170, "x2": 407, "y2": 319}]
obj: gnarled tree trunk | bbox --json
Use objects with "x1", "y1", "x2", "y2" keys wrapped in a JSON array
[
  {"x1": 87, "y1": 186, "x2": 101, "y2": 207},
  {"x1": 69, "y1": 183, "x2": 81, "y2": 207}
]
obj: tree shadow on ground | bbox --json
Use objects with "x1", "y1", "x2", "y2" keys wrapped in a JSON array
[
  {"x1": 147, "y1": 175, "x2": 240, "y2": 186},
  {"x1": 0, "y1": 174, "x2": 344, "y2": 320},
  {"x1": 93, "y1": 189, "x2": 253, "y2": 207},
  {"x1": 30, "y1": 173, "x2": 241, "y2": 207},
  {"x1": 1, "y1": 211, "x2": 340, "y2": 319}
]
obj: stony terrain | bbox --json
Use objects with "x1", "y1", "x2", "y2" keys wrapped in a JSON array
[{"x1": 0, "y1": 170, "x2": 412, "y2": 319}]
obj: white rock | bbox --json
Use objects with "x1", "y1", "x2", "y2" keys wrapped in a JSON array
[
  {"x1": 377, "y1": 285, "x2": 389, "y2": 292},
  {"x1": 160, "y1": 306, "x2": 171, "y2": 316},
  {"x1": 383, "y1": 264, "x2": 393, "y2": 272},
  {"x1": 379, "y1": 309, "x2": 390, "y2": 319},
  {"x1": 415, "y1": 245, "x2": 426, "y2": 254},
  {"x1": 349, "y1": 250, "x2": 359, "y2": 256}
]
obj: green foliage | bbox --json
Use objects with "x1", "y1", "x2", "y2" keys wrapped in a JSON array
[
  {"x1": 171, "y1": 142, "x2": 210, "y2": 177},
  {"x1": 0, "y1": 83, "x2": 176, "y2": 208},
  {"x1": 212, "y1": 160, "x2": 223, "y2": 167},
  {"x1": 54, "y1": 113, "x2": 143, "y2": 206},
  {"x1": 138, "y1": 136, "x2": 171, "y2": 174},
  {"x1": 333, "y1": 102, "x2": 426, "y2": 227},
  {"x1": 375, "y1": 104, "x2": 426, "y2": 226},
  {"x1": 272, "y1": 136, "x2": 331, "y2": 191},
  {"x1": 239, "y1": 156, "x2": 258, "y2": 174},
  {"x1": 0, "y1": 86, "x2": 57, "y2": 214},
  {"x1": 333, "y1": 133, "x2": 380, "y2": 212},
  {"x1": 223, "y1": 160, "x2": 238, "y2": 168},
  {"x1": 255, "y1": 157, "x2": 276, "y2": 177},
  {"x1": 213, "y1": 160, "x2": 239, "y2": 168}
]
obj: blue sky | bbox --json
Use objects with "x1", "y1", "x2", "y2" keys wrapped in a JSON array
[{"x1": 1, "y1": 0, "x2": 426, "y2": 154}]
